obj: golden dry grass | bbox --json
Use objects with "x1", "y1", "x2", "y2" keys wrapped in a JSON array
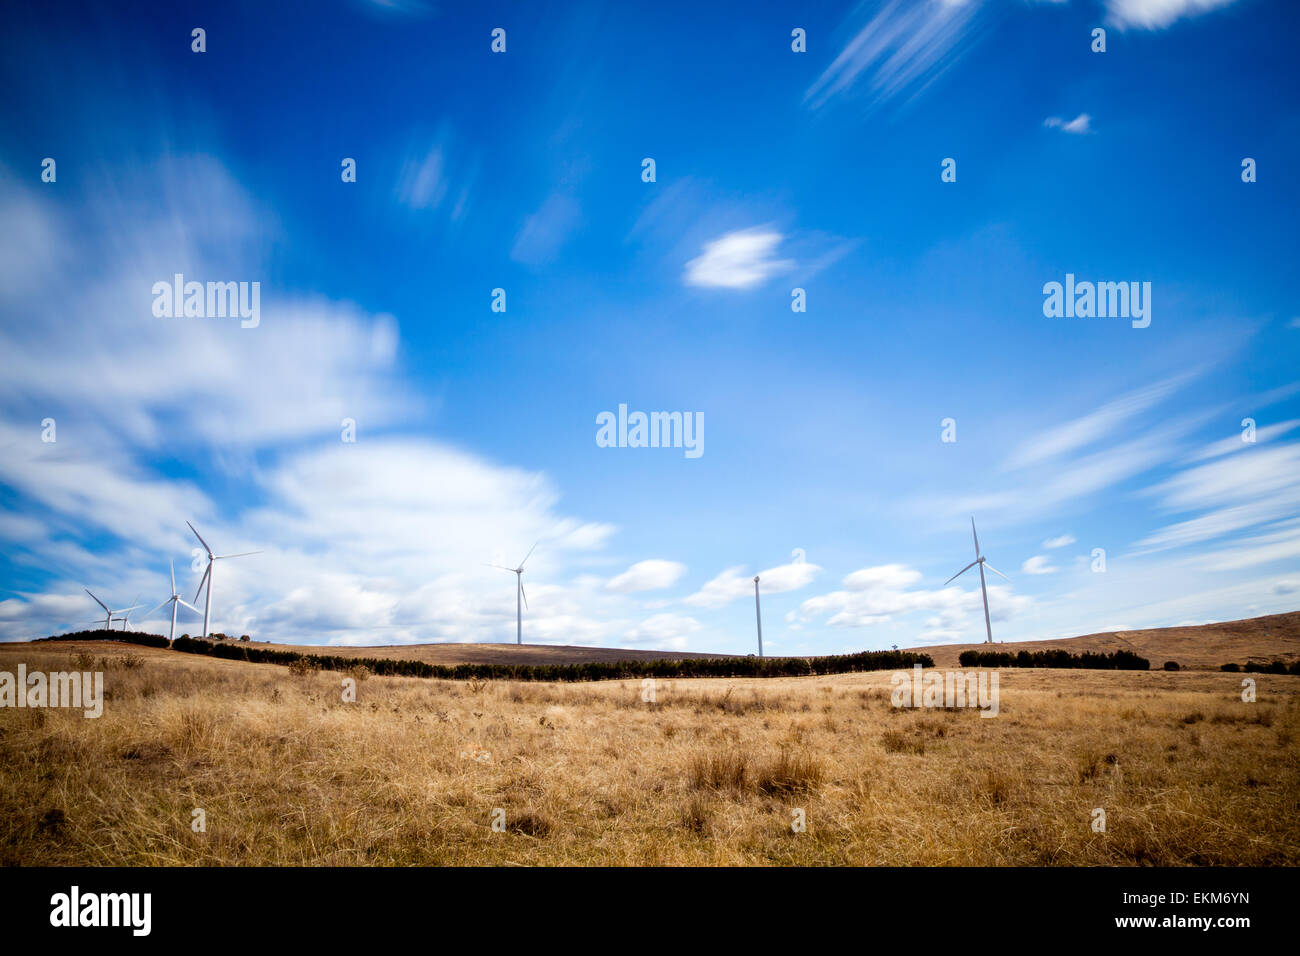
[{"x1": 2, "y1": 642, "x2": 1297, "y2": 866}]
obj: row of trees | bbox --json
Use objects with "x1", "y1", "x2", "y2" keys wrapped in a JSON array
[
  {"x1": 1222, "y1": 659, "x2": 1300, "y2": 675},
  {"x1": 957, "y1": 647, "x2": 1151, "y2": 670},
  {"x1": 169, "y1": 636, "x2": 934, "y2": 682},
  {"x1": 36, "y1": 628, "x2": 171, "y2": 649}
]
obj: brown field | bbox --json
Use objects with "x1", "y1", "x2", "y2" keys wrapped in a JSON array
[
  {"x1": 2, "y1": 640, "x2": 1297, "y2": 866},
  {"x1": 914, "y1": 611, "x2": 1300, "y2": 670}
]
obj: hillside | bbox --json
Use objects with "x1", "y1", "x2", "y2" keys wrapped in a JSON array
[
  {"x1": 15, "y1": 609, "x2": 1300, "y2": 671},
  {"x1": 910, "y1": 610, "x2": 1300, "y2": 670}
]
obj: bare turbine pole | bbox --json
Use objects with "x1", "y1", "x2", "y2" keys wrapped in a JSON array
[{"x1": 754, "y1": 575, "x2": 763, "y2": 658}]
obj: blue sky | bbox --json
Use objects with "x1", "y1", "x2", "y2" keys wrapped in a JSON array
[{"x1": 1, "y1": 0, "x2": 1297, "y2": 652}]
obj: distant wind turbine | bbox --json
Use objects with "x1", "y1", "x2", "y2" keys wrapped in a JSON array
[
  {"x1": 188, "y1": 521, "x2": 262, "y2": 639},
  {"x1": 753, "y1": 575, "x2": 764, "y2": 658},
  {"x1": 144, "y1": 559, "x2": 202, "y2": 641},
  {"x1": 487, "y1": 541, "x2": 537, "y2": 645},
  {"x1": 83, "y1": 589, "x2": 141, "y2": 632},
  {"x1": 944, "y1": 517, "x2": 1010, "y2": 644},
  {"x1": 119, "y1": 594, "x2": 141, "y2": 631}
]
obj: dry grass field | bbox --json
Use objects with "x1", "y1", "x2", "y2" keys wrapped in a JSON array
[{"x1": 2, "y1": 640, "x2": 1297, "y2": 866}]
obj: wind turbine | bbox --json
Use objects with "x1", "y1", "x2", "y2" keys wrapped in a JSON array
[
  {"x1": 119, "y1": 594, "x2": 141, "y2": 631},
  {"x1": 83, "y1": 589, "x2": 142, "y2": 632},
  {"x1": 753, "y1": 575, "x2": 764, "y2": 658},
  {"x1": 944, "y1": 517, "x2": 1010, "y2": 644},
  {"x1": 188, "y1": 521, "x2": 261, "y2": 639},
  {"x1": 487, "y1": 541, "x2": 537, "y2": 645},
  {"x1": 144, "y1": 560, "x2": 202, "y2": 641}
]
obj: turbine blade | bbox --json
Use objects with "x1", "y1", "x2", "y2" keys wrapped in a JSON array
[
  {"x1": 194, "y1": 563, "x2": 211, "y2": 604},
  {"x1": 144, "y1": 599, "x2": 172, "y2": 618},
  {"x1": 215, "y1": 550, "x2": 261, "y2": 559},
  {"x1": 944, "y1": 560, "x2": 978, "y2": 586},
  {"x1": 519, "y1": 540, "x2": 539, "y2": 568},
  {"x1": 983, "y1": 562, "x2": 1010, "y2": 582},
  {"x1": 84, "y1": 588, "x2": 109, "y2": 613},
  {"x1": 187, "y1": 520, "x2": 213, "y2": 557},
  {"x1": 170, "y1": 559, "x2": 176, "y2": 593},
  {"x1": 519, "y1": 579, "x2": 528, "y2": 610},
  {"x1": 971, "y1": 517, "x2": 980, "y2": 558},
  {"x1": 485, "y1": 564, "x2": 514, "y2": 573},
  {"x1": 178, "y1": 599, "x2": 202, "y2": 614}
]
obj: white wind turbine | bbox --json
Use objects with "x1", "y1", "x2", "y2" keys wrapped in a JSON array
[
  {"x1": 188, "y1": 521, "x2": 262, "y2": 639},
  {"x1": 83, "y1": 589, "x2": 142, "y2": 632},
  {"x1": 487, "y1": 541, "x2": 537, "y2": 645},
  {"x1": 753, "y1": 575, "x2": 764, "y2": 658},
  {"x1": 118, "y1": 594, "x2": 141, "y2": 630},
  {"x1": 144, "y1": 559, "x2": 203, "y2": 641},
  {"x1": 944, "y1": 517, "x2": 1010, "y2": 644}
]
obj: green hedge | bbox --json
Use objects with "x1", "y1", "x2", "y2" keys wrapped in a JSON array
[
  {"x1": 169, "y1": 636, "x2": 933, "y2": 682},
  {"x1": 956, "y1": 648, "x2": 1150, "y2": 670},
  {"x1": 36, "y1": 628, "x2": 171, "y2": 649}
]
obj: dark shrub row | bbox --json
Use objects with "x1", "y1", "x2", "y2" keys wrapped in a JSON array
[
  {"x1": 1222, "y1": 659, "x2": 1300, "y2": 675},
  {"x1": 170, "y1": 636, "x2": 933, "y2": 682},
  {"x1": 957, "y1": 647, "x2": 1150, "y2": 670},
  {"x1": 36, "y1": 628, "x2": 171, "y2": 649}
]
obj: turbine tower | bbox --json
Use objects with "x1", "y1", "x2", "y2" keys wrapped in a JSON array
[
  {"x1": 488, "y1": 541, "x2": 537, "y2": 645},
  {"x1": 144, "y1": 559, "x2": 202, "y2": 641},
  {"x1": 944, "y1": 517, "x2": 1010, "y2": 644},
  {"x1": 188, "y1": 521, "x2": 261, "y2": 639},
  {"x1": 753, "y1": 575, "x2": 764, "y2": 658}
]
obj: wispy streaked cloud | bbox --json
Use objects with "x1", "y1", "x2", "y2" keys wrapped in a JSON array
[
  {"x1": 805, "y1": 0, "x2": 987, "y2": 111},
  {"x1": 1044, "y1": 113, "x2": 1092, "y2": 134},
  {"x1": 1042, "y1": 534, "x2": 1076, "y2": 549},
  {"x1": 605, "y1": 559, "x2": 687, "y2": 593},
  {"x1": 512, "y1": 193, "x2": 582, "y2": 268},
  {"x1": 1004, "y1": 374, "x2": 1192, "y2": 471}
]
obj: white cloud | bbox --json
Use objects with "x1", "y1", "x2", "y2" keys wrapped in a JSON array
[
  {"x1": 0, "y1": 156, "x2": 664, "y2": 647},
  {"x1": 605, "y1": 559, "x2": 687, "y2": 593},
  {"x1": 843, "y1": 564, "x2": 923, "y2": 591},
  {"x1": 1044, "y1": 113, "x2": 1092, "y2": 134},
  {"x1": 792, "y1": 563, "x2": 1031, "y2": 640},
  {"x1": 623, "y1": 613, "x2": 701, "y2": 650},
  {"x1": 1021, "y1": 555, "x2": 1058, "y2": 575},
  {"x1": 1105, "y1": 0, "x2": 1240, "y2": 30},
  {"x1": 684, "y1": 560, "x2": 821, "y2": 608},
  {"x1": 684, "y1": 228, "x2": 792, "y2": 289},
  {"x1": 1042, "y1": 534, "x2": 1076, "y2": 549}
]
